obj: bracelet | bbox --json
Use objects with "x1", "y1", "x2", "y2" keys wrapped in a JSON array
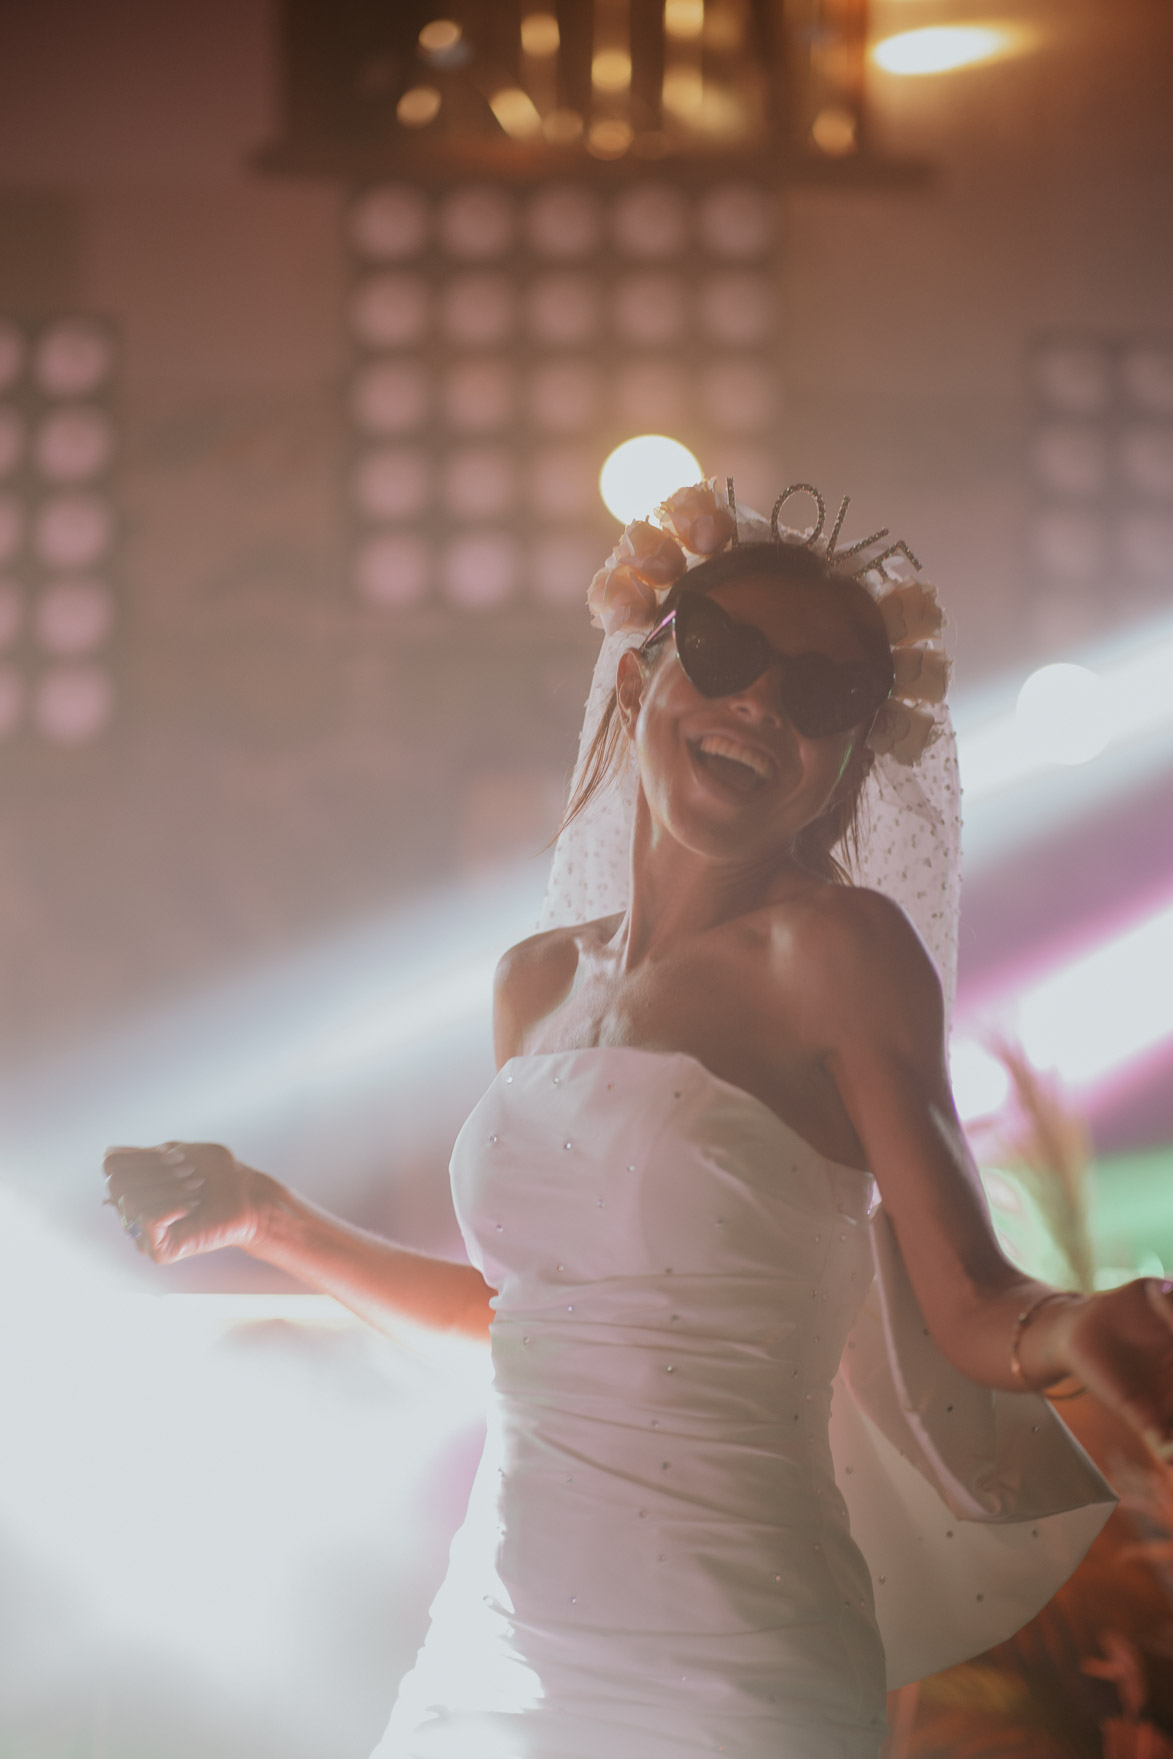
[{"x1": 1010, "y1": 1290, "x2": 1087, "y2": 1400}]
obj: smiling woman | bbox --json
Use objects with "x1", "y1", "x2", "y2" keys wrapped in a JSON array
[
  {"x1": 104, "y1": 477, "x2": 1173, "y2": 1759},
  {"x1": 568, "y1": 540, "x2": 897, "y2": 885}
]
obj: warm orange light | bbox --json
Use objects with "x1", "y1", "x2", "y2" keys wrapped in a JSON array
[
  {"x1": 662, "y1": 65, "x2": 703, "y2": 118},
  {"x1": 521, "y1": 11, "x2": 560, "y2": 56},
  {"x1": 418, "y1": 19, "x2": 462, "y2": 54},
  {"x1": 592, "y1": 48, "x2": 633, "y2": 92},
  {"x1": 397, "y1": 86, "x2": 442, "y2": 127},
  {"x1": 664, "y1": 0, "x2": 704, "y2": 40},
  {"x1": 810, "y1": 105, "x2": 858, "y2": 156},
  {"x1": 872, "y1": 26, "x2": 1011, "y2": 76},
  {"x1": 586, "y1": 117, "x2": 634, "y2": 159},
  {"x1": 489, "y1": 87, "x2": 543, "y2": 139}
]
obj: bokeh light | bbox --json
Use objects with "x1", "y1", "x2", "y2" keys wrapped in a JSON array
[
  {"x1": 872, "y1": 27, "x2": 1012, "y2": 77},
  {"x1": 1015, "y1": 663, "x2": 1110, "y2": 767},
  {"x1": 598, "y1": 435, "x2": 702, "y2": 524}
]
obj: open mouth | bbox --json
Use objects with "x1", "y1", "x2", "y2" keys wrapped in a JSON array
[{"x1": 690, "y1": 733, "x2": 775, "y2": 797}]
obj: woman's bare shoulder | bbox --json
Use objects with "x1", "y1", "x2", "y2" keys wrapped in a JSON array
[
  {"x1": 768, "y1": 882, "x2": 944, "y2": 1043},
  {"x1": 492, "y1": 914, "x2": 622, "y2": 1063}
]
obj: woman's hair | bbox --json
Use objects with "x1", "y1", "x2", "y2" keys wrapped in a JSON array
[{"x1": 560, "y1": 542, "x2": 892, "y2": 885}]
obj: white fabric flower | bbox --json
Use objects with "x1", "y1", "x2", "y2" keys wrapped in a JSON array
[
  {"x1": 865, "y1": 700, "x2": 939, "y2": 765},
  {"x1": 875, "y1": 579, "x2": 944, "y2": 646},
  {"x1": 614, "y1": 520, "x2": 686, "y2": 585},
  {"x1": 655, "y1": 481, "x2": 737, "y2": 556},
  {"x1": 586, "y1": 562, "x2": 660, "y2": 635},
  {"x1": 891, "y1": 644, "x2": 951, "y2": 706}
]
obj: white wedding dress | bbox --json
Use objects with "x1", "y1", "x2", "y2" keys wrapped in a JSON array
[{"x1": 373, "y1": 1045, "x2": 1115, "y2": 1759}]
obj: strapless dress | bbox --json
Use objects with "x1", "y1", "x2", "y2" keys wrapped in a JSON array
[{"x1": 372, "y1": 1046, "x2": 1114, "y2": 1759}]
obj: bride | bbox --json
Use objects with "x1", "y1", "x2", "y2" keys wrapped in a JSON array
[{"x1": 105, "y1": 479, "x2": 1173, "y2": 1758}]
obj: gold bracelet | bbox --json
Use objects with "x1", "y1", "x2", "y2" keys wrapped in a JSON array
[{"x1": 1010, "y1": 1290, "x2": 1087, "y2": 1400}]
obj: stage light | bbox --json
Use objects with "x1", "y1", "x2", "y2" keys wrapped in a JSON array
[
  {"x1": 526, "y1": 185, "x2": 602, "y2": 258},
  {"x1": 1014, "y1": 663, "x2": 1109, "y2": 767},
  {"x1": 959, "y1": 620, "x2": 1173, "y2": 802},
  {"x1": 353, "y1": 531, "x2": 430, "y2": 608},
  {"x1": 350, "y1": 359, "x2": 431, "y2": 434},
  {"x1": 441, "y1": 531, "x2": 519, "y2": 610},
  {"x1": 440, "y1": 271, "x2": 516, "y2": 346},
  {"x1": 949, "y1": 1040, "x2": 1011, "y2": 1122},
  {"x1": 614, "y1": 359, "x2": 689, "y2": 429},
  {"x1": 396, "y1": 85, "x2": 442, "y2": 127},
  {"x1": 0, "y1": 405, "x2": 25, "y2": 476},
  {"x1": 586, "y1": 118, "x2": 634, "y2": 159},
  {"x1": 0, "y1": 491, "x2": 23, "y2": 562},
  {"x1": 698, "y1": 273, "x2": 773, "y2": 346},
  {"x1": 489, "y1": 87, "x2": 542, "y2": 140},
  {"x1": 664, "y1": 0, "x2": 704, "y2": 40},
  {"x1": 599, "y1": 436, "x2": 702, "y2": 524},
  {"x1": 1019, "y1": 902, "x2": 1173, "y2": 1088},
  {"x1": 1030, "y1": 422, "x2": 1108, "y2": 500},
  {"x1": 351, "y1": 447, "x2": 430, "y2": 520},
  {"x1": 34, "y1": 406, "x2": 115, "y2": 482},
  {"x1": 32, "y1": 661, "x2": 114, "y2": 744},
  {"x1": 33, "y1": 319, "x2": 114, "y2": 397},
  {"x1": 592, "y1": 49, "x2": 632, "y2": 93},
  {"x1": 811, "y1": 106, "x2": 858, "y2": 157},
  {"x1": 1122, "y1": 344, "x2": 1173, "y2": 415},
  {"x1": 1120, "y1": 509, "x2": 1173, "y2": 578},
  {"x1": 1031, "y1": 339, "x2": 1113, "y2": 414},
  {"x1": 442, "y1": 359, "x2": 515, "y2": 433},
  {"x1": 1029, "y1": 506, "x2": 1106, "y2": 580},
  {"x1": 702, "y1": 358, "x2": 774, "y2": 432},
  {"x1": 528, "y1": 360, "x2": 600, "y2": 433},
  {"x1": 526, "y1": 272, "x2": 600, "y2": 345},
  {"x1": 349, "y1": 272, "x2": 430, "y2": 348},
  {"x1": 1120, "y1": 423, "x2": 1173, "y2": 498},
  {"x1": 611, "y1": 183, "x2": 689, "y2": 259},
  {"x1": 33, "y1": 578, "x2": 115, "y2": 656},
  {"x1": 0, "y1": 662, "x2": 23, "y2": 736},
  {"x1": 34, "y1": 491, "x2": 114, "y2": 569},
  {"x1": 438, "y1": 186, "x2": 517, "y2": 260},
  {"x1": 521, "y1": 12, "x2": 560, "y2": 56},
  {"x1": 0, "y1": 577, "x2": 22, "y2": 648},
  {"x1": 951, "y1": 899, "x2": 1173, "y2": 1115},
  {"x1": 662, "y1": 65, "x2": 704, "y2": 120},
  {"x1": 872, "y1": 27, "x2": 1011, "y2": 77},
  {"x1": 613, "y1": 273, "x2": 688, "y2": 346},
  {"x1": 347, "y1": 185, "x2": 430, "y2": 261},
  {"x1": 418, "y1": 19, "x2": 462, "y2": 56},
  {"x1": 0, "y1": 319, "x2": 25, "y2": 390},
  {"x1": 442, "y1": 446, "x2": 517, "y2": 520}
]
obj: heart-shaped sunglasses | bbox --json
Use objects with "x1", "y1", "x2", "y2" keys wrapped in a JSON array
[{"x1": 639, "y1": 591, "x2": 894, "y2": 739}]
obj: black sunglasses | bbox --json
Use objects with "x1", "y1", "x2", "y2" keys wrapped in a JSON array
[{"x1": 639, "y1": 590, "x2": 893, "y2": 739}]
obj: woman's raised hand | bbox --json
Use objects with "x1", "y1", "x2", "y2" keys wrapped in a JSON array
[
  {"x1": 1062, "y1": 1278, "x2": 1173, "y2": 1462},
  {"x1": 103, "y1": 1142, "x2": 269, "y2": 1267}
]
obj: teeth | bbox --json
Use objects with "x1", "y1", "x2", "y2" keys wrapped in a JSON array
[{"x1": 696, "y1": 734, "x2": 773, "y2": 782}]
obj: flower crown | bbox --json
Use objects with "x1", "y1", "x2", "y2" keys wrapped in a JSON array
[{"x1": 586, "y1": 477, "x2": 950, "y2": 767}]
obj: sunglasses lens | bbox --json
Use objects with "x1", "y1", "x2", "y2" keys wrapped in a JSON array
[
  {"x1": 672, "y1": 591, "x2": 890, "y2": 735},
  {"x1": 675, "y1": 595, "x2": 765, "y2": 698},
  {"x1": 782, "y1": 659, "x2": 888, "y2": 737}
]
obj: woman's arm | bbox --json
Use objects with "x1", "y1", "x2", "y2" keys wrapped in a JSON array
[
  {"x1": 104, "y1": 1144, "x2": 496, "y2": 1341},
  {"x1": 801, "y1": 889, "x2": 1173, "y2": 1456}
]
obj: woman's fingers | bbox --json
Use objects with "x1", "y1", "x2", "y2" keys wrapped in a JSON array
[
  {"x1": 1147, "y1": 1278, "x2": 1173, "y2": 1332},
  {"x1": 104, "y1": 1139, "x2": 255, "y2": 1265},
  {"x1": 105, "y1": 1145, "x2": 206, "y2": 1204},
  {"x1": 121, "y1": 1186, "x2": 199, "y2": 1227}
]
